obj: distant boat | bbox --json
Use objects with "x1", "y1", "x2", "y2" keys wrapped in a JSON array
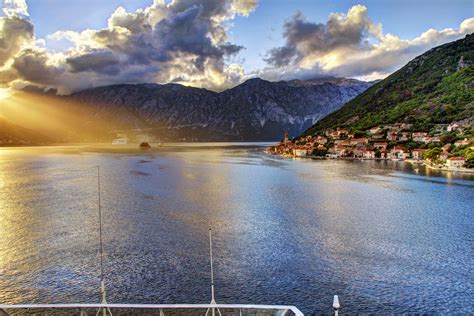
[
  {"x1": 112, "y1": 138, "x2": 128, "y2": 145},
  {"x1": 139, "y1": 142, "x2": 151, "y2": 149}
]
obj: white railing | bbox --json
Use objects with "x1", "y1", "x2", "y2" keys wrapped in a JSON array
[{"x1": 0, "y1": 303, "x2": 304, "y2": 316}]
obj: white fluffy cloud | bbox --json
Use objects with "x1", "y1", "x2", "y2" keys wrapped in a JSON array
[
  {"x1": 261, "y1": 5, "x2": 474, "y2": 81},
  {"x1": 0, "y1": 0, "x2": 258, "y2": 93},
  {"x1": 2, "y1": 0, "x2": 28, "y2": 17}
]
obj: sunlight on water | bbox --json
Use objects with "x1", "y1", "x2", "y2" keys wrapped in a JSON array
[{"x1": 0, "y1": 144, "x2": 473, "y2": 314}]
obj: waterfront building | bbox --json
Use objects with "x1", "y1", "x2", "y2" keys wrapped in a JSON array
[
  {"x1": 371, "y1": 134, "x2": 384, "y2": 140},
  {"x1": 369, "y1": 127, "x2": 382, "y2": 134},
  {"x1": 350, "y1": 138, "x2": 369, "y2": 145},
  {"x1": 439, "y1": 152, "x2": 449, "y2": 161},
  {"x1": 446, "y1": 157, "x2": 466, "y2": 168},
  {"x1": 454, "y1": 138, "x2": 471, "y2": 147},
  {"x1": 412, "y1": 132, "x2": 429, "y2": 141},
  {"x1": 390, "y1": 146, "x2": 409, "y2": 159},
  {"x1": 363, "y1": 151, "x2": 376, "y2": 159},
  {"x1": 387, "y1": 133, "x2": 398, "y2": 141},
  {"x1": 411, "y1": 149, "x2": 426, "y2": 160},
  {"x1": 374, "y1": 142, "x2": 388, "y2": 149},
  {"x1": 442, "y1": 144, "x2": 452, "y2": 152},
  {"x1": 399, "y1": 132, "x2": 411, "y2": 141}
]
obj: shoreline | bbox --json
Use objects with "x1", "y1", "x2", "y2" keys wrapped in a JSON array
[
  {"x1": 267, "y1": 150, "x2": 474, "y2": 174},
  {"x1": 422, "y1": 162, "x2": 474, "y2": 173}
]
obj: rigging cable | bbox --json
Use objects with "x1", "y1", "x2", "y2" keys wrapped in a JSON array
[
  {"x1": 98, "y1": 165, "x2": 104, "y2": 283},
  {"x1": 205, "y1": 228, "x2": 222, "y2": 316},
  {"x1": 96, "y1": 166, "x2": 112, "y2": 316}
]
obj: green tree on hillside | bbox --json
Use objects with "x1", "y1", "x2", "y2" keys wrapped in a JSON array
[
  {"x1": 423, "y1": 148, "x2": 442, "y2": 161},
  {"x1": 466, "y1": 151, "x2": 474, "y2": 168}
]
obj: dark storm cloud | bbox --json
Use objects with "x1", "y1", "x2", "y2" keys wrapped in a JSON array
[
  {"x1": 12, "y1": 48, "x2": 63, "y2": 84},
  {"x1": 66, "y1": 50, "x2": 120, "y2": 75},
  {"x1": 150, "y1": 5, "x2": 243, "y2": 70},
  {"x1": 96, "y1": 2, "x2": 244, "y2": 69},
  {"x1": 264, "y1": 46, "x2": 296, "y2": 67}
]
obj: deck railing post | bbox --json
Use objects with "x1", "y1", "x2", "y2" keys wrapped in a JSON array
[{"x1": 333, "y1": 295, "x2": 340, "y2": 316}]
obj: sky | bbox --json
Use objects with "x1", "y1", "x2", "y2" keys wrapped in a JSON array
[{"x1": 0, "y1": 0, "x2": 473, "y2": 94}]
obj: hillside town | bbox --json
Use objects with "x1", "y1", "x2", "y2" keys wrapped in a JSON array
[{"x1": 269, "y1": 122, "x2": 474, "y2": 170}]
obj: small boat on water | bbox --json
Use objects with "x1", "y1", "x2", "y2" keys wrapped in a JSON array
[
  {"x1": 139, "y1": 142, "x2": 151, "y2": 148},
  {"x1": 112, "y1": 138, "x2": 128, "y2": 145}
]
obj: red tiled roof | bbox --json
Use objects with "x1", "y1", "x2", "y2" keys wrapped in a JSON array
[{"x1": 393, "y1": 146, "x2": 408, "y2": 150}]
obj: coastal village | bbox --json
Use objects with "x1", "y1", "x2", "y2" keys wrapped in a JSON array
[{"x1": 270, "y1": 122, "x2": 473, "y2": 170}]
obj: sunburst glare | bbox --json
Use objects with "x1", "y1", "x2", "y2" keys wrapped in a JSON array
[{"x1": 0, "y1": 89, "x2": 12, "y2": 100}]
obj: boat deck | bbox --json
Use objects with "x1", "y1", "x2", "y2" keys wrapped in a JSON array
[{"x1": 0, "y1": 304, "x2": 303, "y2": 316}]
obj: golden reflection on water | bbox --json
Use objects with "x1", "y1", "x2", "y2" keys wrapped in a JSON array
[
  {"x1": 172, "y1": 148, "x2": 245, "y2": 234},
  {"x1": 0, "y1": 148, "x2": 100, "y2": 303},
  {"x1": 0, "y1": 150, "x2": 34, "y2": 280},
  {"x1": 0, "y1": 174, "x2": 7, "y2": 271}
]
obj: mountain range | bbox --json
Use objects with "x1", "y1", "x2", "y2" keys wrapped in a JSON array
[
  {"x1": 69, "y1": 77, "x2": 373, "y2": 141},
  {"x1": 1, "y1": 77, "x2": 373, "y2": 144}
]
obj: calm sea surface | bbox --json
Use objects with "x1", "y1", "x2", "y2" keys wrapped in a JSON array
[{"x1": 0, "y1": 143, "x2": 473, "y2": 314}]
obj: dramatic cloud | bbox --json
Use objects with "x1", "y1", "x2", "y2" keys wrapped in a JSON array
[
  {"x1": 66, "y1": 50, "x2": 120, "y2": 75},
  {"x1": 0, "y1": 15, "x2": 33, "y2": 67},
  {"x1": 0, "y1": 0, "x2": 258, "y2": 93},
  {"x1": 261, "y1": 5, "x2": 474, "y2": 81},
  {"x1": 0, "y1": 1, "x2": 472, "y2": 93},
  {"x1": 12, "y1": 48, "x2": 63, "y2": 84}
]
